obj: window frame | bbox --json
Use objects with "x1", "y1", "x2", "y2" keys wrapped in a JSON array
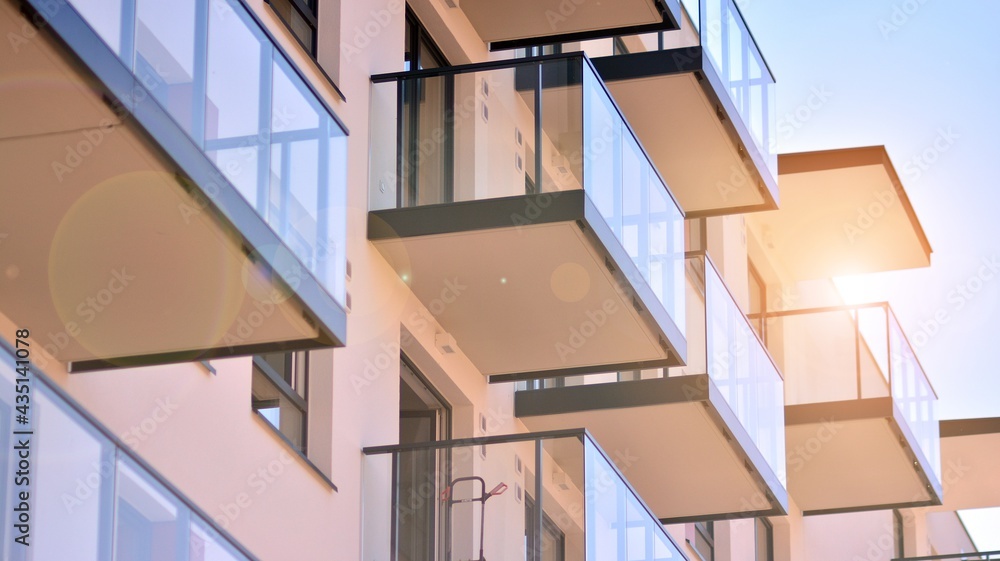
[
  {"x1": 404, "y1": 6, "x2": 449, "y2": 72},
  {"x1": 692, "y1": 520, "x2": 715, "y2": 561},
  {"x1": 265, "y1": 0, "x2": 319, "y2": 57},
  {"x1": 252, "y1": 352, "x2": 309, "y2": 454},
  {"x1": 755, "y1": 517, "x2": 774, "y2": 561}
]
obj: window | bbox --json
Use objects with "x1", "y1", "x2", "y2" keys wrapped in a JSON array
[
  {"x1": 266, "y1": 0, "x2": 318, "y2": 56},
  {"x1": 613, "y1": 36, "x2": 630, "y2": 55},
  {"x1": 755, "y1": 518, "x2": 773, "y2": 561},
  {"x1": 252, "y1": 351, "x2": 309, "y2": 453},
  {"x1": 401, "y1": 7, "x2": 453, "y2": 206},
  {"x1": 404, "y1": 7, "x2": 448, "y2": 71},
  {"x1": 893, "y1": 510, "x2": 904, "y2": 558},
  {"x1": 692, "y1": 521, "x2": 714, "y2": 561},
  {"x1": 526, "y1": 495, "x2": 566, "y2": 561}
]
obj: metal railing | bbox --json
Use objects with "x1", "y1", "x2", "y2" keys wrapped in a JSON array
[
  {"x1": 362, "y1": 429, "x2": 688, "y2": 561},
  {"x1": 750, "y1": 302, "x2": 941, "y2": 482},
  {"x1": 370, "y1": 53, "x2": 687, "y2": 325},
  {"x1": 893, "y1": 551, "x2": 1000, "y2": 560}
]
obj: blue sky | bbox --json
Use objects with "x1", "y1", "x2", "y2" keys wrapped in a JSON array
[
  {"x1": 740, "y1": 1, "x2": 1000, "y2": 551},
  {"x1": 742, "y1": 0, "x2": 1000, "y2": 422}
]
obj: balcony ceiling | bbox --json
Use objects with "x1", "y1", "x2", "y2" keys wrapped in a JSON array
[
  {"x1": 0, "y1": 2, "x2": 329, "y2": 368},
  {"x1": 928, "y1": 419, "x2": 1000, "y2": 512},
  {"x1": 748, "y1": 146, "x2": 932, "y2": 281},
  {"x1": 516, "y1": 376, "x2": 787, "y2": 521},
  {"x1": 596, "y1": 64, "x2": 777, "y2": 217},
  {"x1": 371, "y1": 204, "x2": 681, "y2": 378},
  {"x1": 459, "y1": 0, "x2": 674, "y2": 45},
  {"x1": 785, "y1": 401, "x2": 940, "y2": 514}
]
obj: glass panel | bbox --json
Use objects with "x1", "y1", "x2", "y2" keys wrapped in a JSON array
[
  {"x1": 190, "y1": 516, "x2": 246, "y2": 561},
  {"x1": 700, "y1": 0, "x2": 776, "y2": 177},
  {"x1": 135, "y1": 0, "x2": 200, "y2": 138},
  {"x1": 72, "y1": 0, "x2": 125, "y2": 56},
  {"x1": 541, "y1": 59, "x2": 584, "y2": 194},
  {"x1": 648, "y1": 174, "x2": 685, "y2": 325},
  {"x1": 857, "y1": 306, "x2": 890, "y2": 392},
  {"x1": 0, "y1": 346, "x2": 251, "y2": 560},
  {"x1": 768, "y1": 307, "x2": 889, "y2": 405},
  {"x1": 585, "y1": 438, "x2": 682, "y2": 561},
  {"x1": 67, "y1": 0, "x2": 349, "y2": 308},
  {"x1": 582, "y1": 65, "x2": 685, "y2": 324},
  {"x1": 9, "y1": 383, "x2": 115, "y2": 560},
  {"x1": 703, "y1": 256, "x2": 784, "y2": 480},
  {"x1": 206, "y1": 0, "x2": 265, "y2": 141},
  {"x1": 269, "y1": 0, "x2": 315, "y2": 52},
  {"x1": 583, "y1": 67, "x2": 621, "y2": 238},
  {"x1": 113, "y1": 457, "x2": 185, "y2": 560},
  {"x1": 681, "y1": 0, "x2": 699, "y2": 32},
  {"x1": 889, "y1": 313, "x2": 941, "y2": 482}
]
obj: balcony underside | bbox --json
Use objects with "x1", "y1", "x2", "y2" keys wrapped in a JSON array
[
  {"x1": 930, "y1": 418, "x2": 1000, "y2": 512},
  {"x1": 515, "y1": 375, "x2": 787, "y2": 522},
  {"x1": 459, "y1": 0, "x2": 681, "y2": 49},
  {"x1": 748, "y1": 147, "x2": 932, "y2": 280},
  {"x1": 785, "y1": 398, "x2": 942, "y2": 515},
  {"x1": 0, "y1": 0, "x2": 344, "y2": 369},
  {"x1": 369, "y1": 192, "x2": 685, "y2": 380},
  {"x1": 593, "y1": 49, "x2": 778, "y2": 217}
]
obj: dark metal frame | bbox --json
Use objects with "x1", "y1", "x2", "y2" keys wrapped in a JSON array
[
  {"x1": 692, "y1": 520, "x2": 715, "y2": 561},
  {"x1": 252, "y1": 354, "x2": 309, "y2": 446},
  {"x1": 487, "y1": 0, "x2": 682, "y2": 51},
  {"x1": 401, "y1": 7, "x2": 454, "y2": 207},
  {"x1": 264, "y1": 0, "x2": 319, "y2": 57}
]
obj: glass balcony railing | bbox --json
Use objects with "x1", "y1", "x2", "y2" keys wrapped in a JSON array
[
  {"x1": 362, "y1": 430, "x2": 686, "y2": 561},
  {"x1": 370, "y1": 54, "x2": 686, "y2": 329},
  {"x1": 893, "y1": 552, "x2": 1000, "y2": 561},
  {"x1": 520, "y1": 252, "x2": 785, "y2": 484},
  {"x1": 697, "y1": 252, "x2": 784, "y2": 481},
  {"x1": 66, "y1": 0, "x2": 348, "y2": 306},
  {"x1": 578, "y1": 0, "x2": 776, "y2": 180},
  {"x1": 0, "y1": 342, "x2": 254, "y2": 561},
  {"x1": 752, "y1": 303, "x2": 941, "y2": 482}
]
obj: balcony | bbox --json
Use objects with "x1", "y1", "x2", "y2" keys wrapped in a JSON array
[
  {"x1": 514, "y1": 252, "x2": 786, "y2": 522},
  {"x1": 0, "y1": 0, "x2": 348, "y2": 370},
  {"x1": 458, "y1": 0, "x2": 683, "y2": 50},
  {"x1": 362, "y1": 430, "x2": 688, "y2": 561},
  {"x1": 0, "y1": 341, "x2": 254, "y2": 560},
  {"x1": 369, "y1": 54, "x2": 686, "y2": 380},
  {"x1": 936, "y1": 418, "x2": 1000, "y2": 511},
  {"x1": 747, "y1": 146, "x2": 932, "y2": 281},
  {"x1": 585, "y1": 0, "x2": 777, "y2": 217},
  {"x1": 753, "y1": 303, "x2": 942, "y2": 514}
]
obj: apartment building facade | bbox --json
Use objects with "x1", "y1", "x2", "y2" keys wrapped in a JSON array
[{"x1": 0, "y1": 0, "x2": 996, "y2": 559}]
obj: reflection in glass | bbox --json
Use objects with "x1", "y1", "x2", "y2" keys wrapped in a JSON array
[
  {"x1": 0, "y1": 347, "x2": 251, "y2": 561},
  {"x1": 64, "y1": 0, "x2": 349, "y2": 307}
]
